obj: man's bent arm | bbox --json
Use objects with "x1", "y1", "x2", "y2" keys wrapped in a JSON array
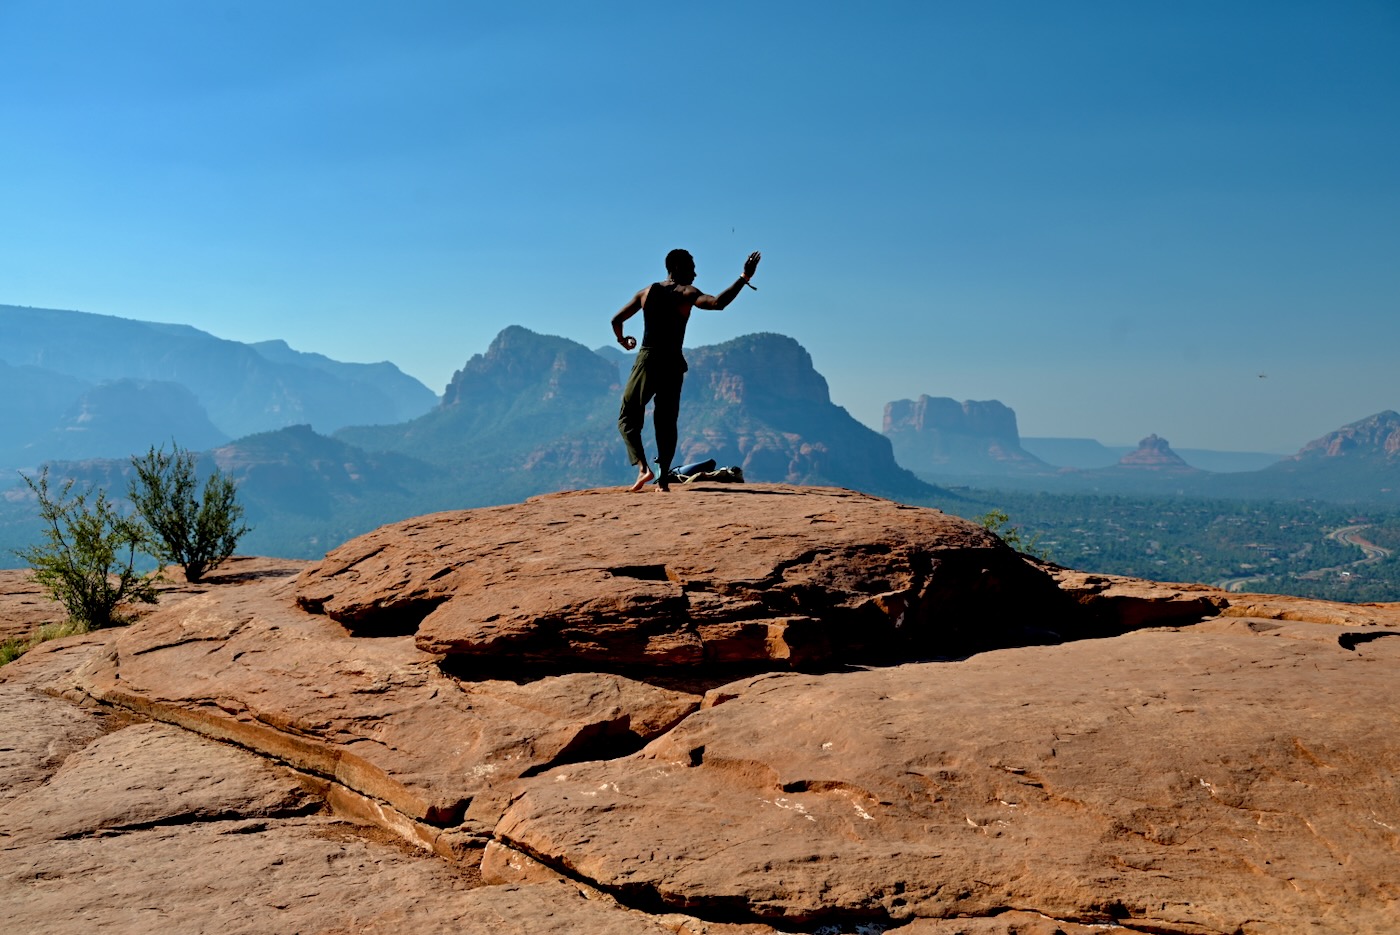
[{"x1": 612, "y1": 289, "x2": 645, "y2": 347}]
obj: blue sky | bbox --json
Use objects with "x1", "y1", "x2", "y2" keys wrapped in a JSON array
[{"x1": 2, "y1": 1, "x2": 1397, "y2": 453}]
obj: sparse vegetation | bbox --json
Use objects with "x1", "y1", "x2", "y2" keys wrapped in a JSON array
[
  {"x1": 129, "y1": 443, "x2": 250, "y2": 582},
  {"x1": 12, "y1": 468, "x2": 160, "y2": 632},
  {"x1": 977, "y1": 507, "x2": 1052, "y2": 561},
  {"x1": 0, "y1": 619, "x2": 89, "y2": 666}
]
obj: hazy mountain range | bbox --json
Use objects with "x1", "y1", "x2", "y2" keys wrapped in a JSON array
[
  {"x1": 2, "y1": 304, "x2": 1397, "y2": 562},
  {"x1": 1, "y1": 309, "x2": 937, "y2": 558},
  {"x1": 886, "y1": 390, "x2": 1400, "y2": 502},
  {"x1": 883, "y1": 395, "x2": 1288, "y2": 476},
  {"x1": 0, "y1": 304, "x2": 438, "y2": 475}
]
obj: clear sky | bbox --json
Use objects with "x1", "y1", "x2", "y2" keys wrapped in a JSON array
[{"x1": 2, "y1": 1, "x2": 1397, "y2": 453}]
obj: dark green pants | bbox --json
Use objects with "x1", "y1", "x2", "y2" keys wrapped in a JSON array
[{"x1": 618, "y1": 348, "x2": 686, "y2": 475}]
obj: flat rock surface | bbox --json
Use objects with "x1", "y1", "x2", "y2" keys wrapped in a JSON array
[
  {"x1": 1050, "y1": 566, "x2": 1400, "y2": 629},
  {"x1": 0, "y1": 722, "x2": 320, "y2": 841},
  {"x1": 0, "y1": 681, "x2": 111, "y2": 806},
  {"x1": 296, "y1": 484, "x2": 1075, "y2": 666},
  {"x1": 1220, "y1": 592, "x2": 1400, "y2": 627},
  {"x1": 0, "y1": 569, "x2": 66, "y2": 641},
  {"x1": 495, "y1": 624, "x2": 1400, "y2": 933},
  {"x1": 3, "y1": 487, "x2": 1398, "y2": 933},
  {"x1": 67, "y1": 572, "x2": 700, "y2": 827},
  {"x1": 0, "y1": 682, "x2": 707, "y2": 935},
  {"x1": 0, "y1": 556, "x2": 307, "y2": 643},
  {"x1": 0, "y1": 709, "x2": 469, "y2": 935}
]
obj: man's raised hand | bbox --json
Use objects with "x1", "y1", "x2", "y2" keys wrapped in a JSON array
[{"x1": 743, "y1": 251, "x2": 762, "y2": 279}]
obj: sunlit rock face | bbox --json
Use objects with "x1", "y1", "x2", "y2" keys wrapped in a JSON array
[
  {"x1": 4, "y1": 488, "x2": 1399, "y2": 934},
  {"x1": 1293, "y1": 410, "x2": 1400, "y2": 461}
]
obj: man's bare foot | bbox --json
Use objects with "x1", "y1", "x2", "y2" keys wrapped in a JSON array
[{"x1": 627, "y1": 467, "x2": 655, "y2": 492}]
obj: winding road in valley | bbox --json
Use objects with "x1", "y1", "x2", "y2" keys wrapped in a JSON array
[
  {"x1": 1327, "y1": 525, "x2": 1393, "y2": 564},
  {"x1": 1215, "y1": 525, "x2": 1392, "y2": 591}
]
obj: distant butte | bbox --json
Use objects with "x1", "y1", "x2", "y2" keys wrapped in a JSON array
[
  {"x1": 1114, "y1": 432, "x2": 1199, "y2": 471},
  {"x1": 882, "y1": 394, "x2": 1052, "y2": 476}
]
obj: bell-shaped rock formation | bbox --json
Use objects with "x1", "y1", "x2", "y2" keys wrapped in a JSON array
[{"x1": 1113, "y1": 433, "x2": 1198, "y2": 472}]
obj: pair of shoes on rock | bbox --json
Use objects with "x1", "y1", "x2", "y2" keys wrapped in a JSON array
[
  {"x1": 685, "y1": 465, "x2": 744, "y2": 484},
  {"x1": 656, "y1": 458, "x2": 720, "y2": 486}
]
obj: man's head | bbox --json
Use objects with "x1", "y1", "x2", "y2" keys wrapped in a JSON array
[{"x1": 665, "y1": 248, "x2": 696, "y2": 285}]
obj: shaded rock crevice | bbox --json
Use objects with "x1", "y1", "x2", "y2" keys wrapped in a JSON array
[
  {"x1": 609, "y1": 563, "x2": 674, "y2": 582},
  {"x1": 515, "y1": 715, "x2": 675, "y2": 780},
  {"x1": 51, "y1": 804, "x2": 324, "y2": 842},
  {"x1": 485, "y1": 833, "x2": 907, "y2": 934},
  {"x1": 127, "y1": 633, "x2": 242, "y2": 657},
  {"x1": 335, "y1": 596, "x2": 448, "y2": 637},
  {"x1": 1338, "y1": 629, "x2": 1400, "y2": 650}
]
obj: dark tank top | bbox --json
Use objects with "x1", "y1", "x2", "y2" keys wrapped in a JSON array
[{"x1": 640, "y1": 282, "x2": 692, "y2": 355}]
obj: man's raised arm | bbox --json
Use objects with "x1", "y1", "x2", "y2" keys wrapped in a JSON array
[{"x1": 695, "y1": 251, "x2": 762, "y2": 310}]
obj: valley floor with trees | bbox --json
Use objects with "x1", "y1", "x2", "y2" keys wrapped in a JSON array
[{"x1": 939, "y1": 489, "x2": 1400, "y2": 603}]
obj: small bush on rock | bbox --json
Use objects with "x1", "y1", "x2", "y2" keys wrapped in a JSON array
[
  {"x1": 978, "y1": 507, "x2": 1052, "y2": 561},
  {"x1": 13, "y1": 469, "x2": 160, "y2": 631},
  {"x1": 129, "y1": 443, "x2": 250, "y2": 583}
]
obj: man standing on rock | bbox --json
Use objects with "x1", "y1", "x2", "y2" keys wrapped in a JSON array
[{"x1": 612, "y1": 248, "x2": 761, "y2": 492}]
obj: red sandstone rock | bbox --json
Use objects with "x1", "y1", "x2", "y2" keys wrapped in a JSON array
[
  {"x1": 1219, "y1": 592, "x2": 1400, "y2": 627},
  {"x1": 1292, "y1": 410, "x2": 1400, "y2": 461},
  {"x1": 63, "y1": 574, "x2": 698, "y2": 829},
  {"x1": 3, "y1": 485, "x2": 1398, "y2": 933},
  {"x1": 0, "y1": 682, "x2": 109, "y2": 804},
  {"x1": 1116, "y1": 433, "x2": 1197, "y2": 471},
  {"x1": 898, "y1": 917, "x2": 1132, "y2": 935},
  {"x1": 0, "y1": 556, "x2": 306, "y2": 643},
  {"x1": 0, "y1": 569, "x2": 65, "y2": 642},
  {"x1": 0, "y1": 709, "x2": 472, "y2": 935},
  {"x1": 1048, "y1": 563, "x2": 1400, "y2": 631},
  {"x1": 493, "y1": 625, "x2": 1400, "y2": 932},
  {"x1": 296, "y1": 484, "x2": 1075, "y2": 666},
  {"x1": 2, "y1": 663, "x2": 717, "y2": 935},
  {"x1": 1047, "y1": 566, "x2": 1226, "y2": 628},
  {"x1": 1, "y1": 722, "x2": 319, "y2": 842}
]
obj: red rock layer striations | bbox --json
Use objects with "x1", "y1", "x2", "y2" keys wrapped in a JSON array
[
  {"x1": 295, "y1": 484, "x2": 1079, "y2": 667},
  {"x1": 2, "y1": 485, "x2": 1398, "y2": 934}
]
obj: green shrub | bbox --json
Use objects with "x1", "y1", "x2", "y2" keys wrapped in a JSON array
[
  {"x1": 128, "y1": 443, "x2": 250, "y2": 583},
  {"x1": 12, "y1": 469, "x2": 160, "y2": 631},
  {"x1": 977, "y1": 507, "x2": 1052, "y2": 561}
]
